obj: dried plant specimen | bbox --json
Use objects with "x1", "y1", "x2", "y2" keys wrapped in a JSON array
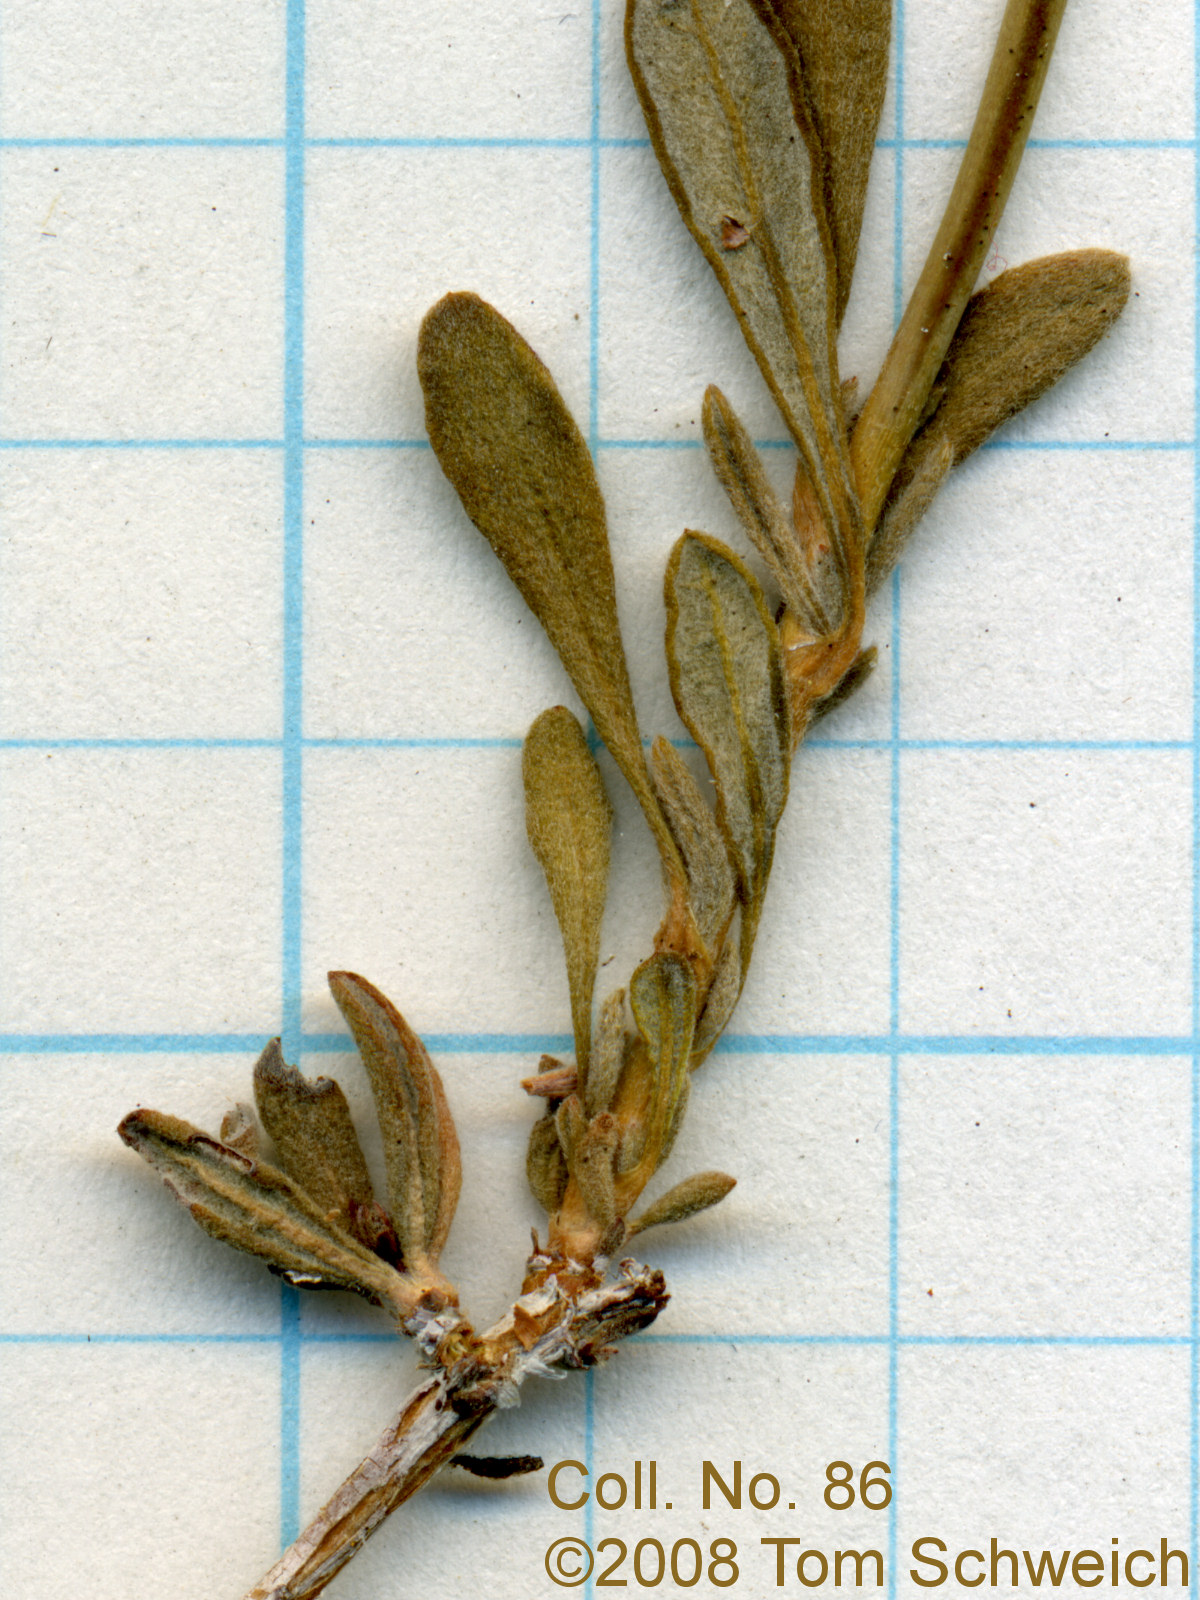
[{"x1": 116, "y1": 1, "x2": 1130, "y2": 1594}]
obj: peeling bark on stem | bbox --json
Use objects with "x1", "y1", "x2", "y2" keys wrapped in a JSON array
[
  {"x1": 850, "y1": 0, "x2": 1069, "y2": 531},
  {"x1": 241, "y1": 1262, "x2": 669, "y2": 1600}
]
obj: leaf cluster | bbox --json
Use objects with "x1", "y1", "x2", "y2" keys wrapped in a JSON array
[{"x1": 120, "y1": 0, "x2": 1129, "y2": 1312}]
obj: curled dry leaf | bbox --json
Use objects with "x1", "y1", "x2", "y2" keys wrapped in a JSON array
[
  {"x1": 626, "y1": 0, "x2": 859, "y2": 559},
  {"x1": 762, "y1": 0, "x2": 892, "y2": 325},
  {"x1": 329, "y1": 971, "x2": 461, "y2": 1276},
  {"x1": 117, "y1": 1110, "x2": 420, "y2": 1319},
  {"x1": 626, "y1": 1169, "x2": 737, "y2": 1237},
  {"x1": 219, "y1": 1101, "x2": 259, "y2": 1159},
  {"x1": 418, "y1": 292, "x2": 678, "y2": 878},
  {"x1": 253, "y1": 1038, "x2": 400, "y2": 1265},
  {"x1": 665, "y1": 533, "x2": 789, "y2": 961},
  {"x1": 526, "y1": 1108, "x2": 570, "y2": 1215},
  {"x1": 523, "y1": 706, "x2": 613, "y2": 1067}
]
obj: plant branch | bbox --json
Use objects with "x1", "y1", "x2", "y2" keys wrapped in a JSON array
[
  {"x1": 240, "y1": 1261, "x2": 669, "y2": 1600},
  {"x1": 849, "y1": 0, "x2": 1069, "y2": 531}
]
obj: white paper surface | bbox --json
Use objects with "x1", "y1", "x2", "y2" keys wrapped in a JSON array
[{"x1": 0, "y1": 1, "x2": 1194, "y2": 1596}]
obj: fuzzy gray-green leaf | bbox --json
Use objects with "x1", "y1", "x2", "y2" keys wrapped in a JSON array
[
  {"x1": 702, "y1": 385, "x2": 829, "y2": 637},
  {"x1": 524, "y1": 706, "x2": 613, "y2": 1068},
  {"x1": 252, "y1": 1038, "x2": 388, "y2": 1251},
  {"x1": 881, "y1": 250, "x2": 1130, "y2": 538},
  {"x1": 626, "y1": 1170, "x2": 737, "y2": 1236},
  {"x1": 650, "y1": 736, "x2": 736, "y2": 956},
  {"x1": 763, "y1": 0, "x2": 891, "y2": 324},
  {"x1": 629, "y1": 952, "x2": 697, "y2": 1173},
  {"x1": 664, "y1": 533, "x2": 789, "y2": 944},
  {"x1": 586, "y1": 987, "x2": 628, "y2": 1118},
  {"x1": 692, "y1": 931, "x2": 743, "y2": 1061},
  {"x1": 418, "y1": 293, "x2": 676, "y2": 874},
  {"x1": 328, "y1": 972, "x2": 461, "y2": 1268},
  {"x1": 626, "y1": 0, "x2": 856, "y2": 548},
  {"x1": 117, "y1": 1109, "x2": 418, "y2": 1316}
]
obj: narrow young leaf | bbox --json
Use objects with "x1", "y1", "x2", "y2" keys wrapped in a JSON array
[
  {"x1": 626, "y1": 0, "x2": 859, "y2": 553},
  {"x1": 252, "y1": 1038, "x2": 398, "y2": 1263},
  {"x1": 664, "y1": 533, "x2": 789, "y2": 947},
  {"x1": 626, "y1": 1170, "x2": 737, "y2": 1237},
  {"x1": 763, "y1": 0, "x2": 892, "y2": 324},
  {"x1": 328, "y1": 972, "x2": 462, "y2": 1269},
  {"x1": 628, "y1": 952, "x2": 697, "y2": 1175},
  {"x1": 586, "y1": 987, "x2": 628, "y2": 1118},
  {"x1": 117, "y1": 1110, "x2": 420, "y2": 1317},
  {"x1": 418, "y1": 293, "x2": 678, "y2": 875},
  {"x1": 524, "y1": 706, "x2": 613, "y2": 1068},
  {"x1": 691, "y1": 932, "x2": 743, "y2": 1061},
  {"x1": 701, "y1": 385, "x2": 830, "y2": 637},
  {"x1": 649, "y1": 736, "x2": 736, "y2": 957}
]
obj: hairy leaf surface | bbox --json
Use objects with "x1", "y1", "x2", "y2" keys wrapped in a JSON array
[
  {"x1": 664, "y1": 533, "x2": 788, "y2": 946},
  {"x1": 329, "y1": 972, "x2": 461, "y2": 1267},
  {"x1": 524, "y1": 707, "x2": 613, "y2": 1067},
  {"x1": 118, "y1": 1110, "x2": 416, "y2": 1314},
  {"x1": 418, "y1": 293, "x2": 673, "y2": 866}
]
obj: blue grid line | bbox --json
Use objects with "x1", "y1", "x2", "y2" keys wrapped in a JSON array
[
  {"x1": 0, "y1": 433, "x2": 1182, "y2": 452},
  {"x1": 0, "y1": 1030, "x2": 1195, "y2": 1056},
  {"x1": 0, "y1": 735, "x2": 1188, "y2": 754},
  {"x1": 0, "y1": 437, "x2": 284, "y2": 449},
  {"x1": 279, "y1": 0, "x2": 308, "y2": 1553},
  {"x1": 4, "y1": 134, "x2": 1187, "y2": 152},
  {"x1": 1192, "y1": 0, "x2": 1200, "y2": 1573}
]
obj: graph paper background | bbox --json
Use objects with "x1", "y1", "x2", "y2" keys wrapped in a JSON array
[{"x1": 0, "y1": 1, "x2": 1193, "y2": 1596}]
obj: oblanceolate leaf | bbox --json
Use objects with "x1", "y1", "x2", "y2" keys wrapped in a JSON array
[
  {"x1": 626, "y1": 1169, "x2": 736, "y2": 1236},
  {"x1": 524, "y1": 706, "x2": 613, "y2": 1067},
  {"x1": 252, "y1": 1038, "x2": 399, "y2": 1264},
  {"x1": 626, "y1": 0, "x2": 859, "y2": 553},
  {"x1": 879, "y1": 250, "x2": 1130, "y2": 547},
  {"x1": 328, "y1": 972, "x2": 461, "y2": 1270},
  {"x1": 628, "y1": 952, "x2": 697, "y2": 1178},
  {"x1": 586, "y1": 987, "x2": 628, "y2": 1118},
  {"x1": 649, "y1": 736, "x2": 735, "y2": 956},
  {"x1": 701, "y1": 385, "x2": 830, "y2": 637},
  {"x1": 664, "y1": 533, "x2": 789, "y2": 951},
  {"x1": 763, "y1": 0, "x2": 892, "y2": 325},
  {"x1": 117, "y1": 1110, "x2": 418, "y2": 1317},
  {"x1": 418, "y1": 293, "x2": 677, "y2": 874}
]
